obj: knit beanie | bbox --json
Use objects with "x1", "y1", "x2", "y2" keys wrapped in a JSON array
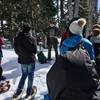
[{"x1": 69, "y1": 18, "x2": 86, "y2": 35}]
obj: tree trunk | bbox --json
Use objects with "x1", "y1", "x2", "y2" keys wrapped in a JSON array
[
  {"x1": 57, "y1": 0, "x2": 60, "y2": 25},
  {"x1": 67, "y1": 0, "x2": 73, "y2": 20},
  {"x1": 60, "y1": 0, "x2": 64, "y2": 19},
  {"x1": 8, "y1": 3, "x2": 14, "y2": 48},
  {"x1": 74, "y1": 0, "x2": 79, "y2": 17},
  {"x1": 87, "y1": 0, "x2": 98, "y2": 36}
]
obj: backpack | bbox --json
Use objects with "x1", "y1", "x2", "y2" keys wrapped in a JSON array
[
  {"x1": 37, "y1": 51, "x2": 47, "y2": 64},
  {"x1": 65, "y1": 43, "x2": 98, "y2": 77}
]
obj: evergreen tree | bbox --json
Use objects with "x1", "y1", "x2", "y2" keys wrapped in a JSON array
[
  {"x1": 40, "y1": 0, "x2": 57, "y2": 20},
  {"x1": 79, "y1": 0, "x2": 89, "y2": 20}
]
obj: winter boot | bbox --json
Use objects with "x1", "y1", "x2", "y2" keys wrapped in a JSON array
[
  {"x1": 24, "y1": 86, "x2": 37, "y2": 100},
  {"x1": 13, "y1": 89, "x2": 23, "y2": 99}
]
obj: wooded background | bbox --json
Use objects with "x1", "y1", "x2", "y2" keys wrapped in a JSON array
[{"x1": 0, "y1": 0, "x2": 99, "y2": 46}]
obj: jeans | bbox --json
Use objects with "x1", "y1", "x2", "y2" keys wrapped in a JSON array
[{"x1": 17, "y1": 63, "x2": 35, "y2": 94}]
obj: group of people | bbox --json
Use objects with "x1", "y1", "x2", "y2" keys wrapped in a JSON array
[
  {"x1": 47, "y1": 18, "x2": 100, "y2": 100},
  {"x1": 13, "y1": 18, "x2": 100, "y2": 100},
  {"x1": 0, "y1": 17, "x2": 99, "y2": 99}
]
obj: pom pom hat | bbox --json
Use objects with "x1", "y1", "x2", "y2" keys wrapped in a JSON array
[{"x1": 69, "y1": 18, "x2": 86, "y2": 35}]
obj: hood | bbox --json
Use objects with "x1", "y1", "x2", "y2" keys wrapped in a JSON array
[{"x1": 60, "y1": 35, "x2": 82, "y2": 55}]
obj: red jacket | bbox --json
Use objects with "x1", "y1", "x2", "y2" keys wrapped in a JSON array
[
  {"x1": 60, "y1": 31, "x2": 69, "y2": 47},
  {"x1": 0, "y1": 37, "x2": 3, "y2": 48}
]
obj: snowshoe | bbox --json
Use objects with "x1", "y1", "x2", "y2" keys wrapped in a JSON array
[
  {"x1": 0, "y1": 81, "x2": 10, "y2": 94},
  {"x1": 24, "y1": 86, "x2": 37, "y2": 100},
  {"x1": 0, "y1": 80, "x2": 10, "y2": 87},
  {"x1": 13, "y1": 89, "x2": 23, "y2": 100}
]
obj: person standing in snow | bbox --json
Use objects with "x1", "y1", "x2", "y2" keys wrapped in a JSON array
[
  {"x1": 13, "y1": 24, "x2": 37, "y2": 99},
  {"x1": 60, "y1": 17, "x2": 95, "y2": 61},
  {"x1": 0, "y1": 34, "x2": 6, "y2": 81},
  {"x1": 89, "y1": 24, "x2": 100, "y2": 75},
  {"x1": 0, "y1": 34, "x2": 3, "y2": 80},
  {"x1": 46, "y1": 21, "x2": 59, "y2": 61}
]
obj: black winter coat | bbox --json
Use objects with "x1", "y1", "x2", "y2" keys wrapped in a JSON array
[
  {"x1": 14, "y1": 32, "x2": 37, "y2": 64},
  {"x1": 93, "y1": 43, "x2": 100, "y2": 58},
  {"x1": 47, "y1": 56, "x2": 97, "y2": 100}
]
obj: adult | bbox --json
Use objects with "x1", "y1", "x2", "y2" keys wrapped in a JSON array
[
  {"x1": 13, "y1": 24, "x2": 37, "y2": 99},
  {"x1": 46, "y1": 21, "x2": 59, "y2": 60},
  {"x1": 89, "y1": 24, "x2": 100, "y2": 75}
]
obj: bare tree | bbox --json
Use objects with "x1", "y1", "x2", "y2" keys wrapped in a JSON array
[
  {"x1": 67, "y1": 0, "x2": 80, "y2": 20},
  {"x1": 74, "y1": 0, "x2": 79, "y2": 17}
]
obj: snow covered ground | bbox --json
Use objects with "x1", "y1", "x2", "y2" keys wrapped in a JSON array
[
  {"x1": 1, "y1": 48, "x2": 55, "y2": 100},
  {"x1": 1, "y1": 48, "x2": 100, "y2": 100}
]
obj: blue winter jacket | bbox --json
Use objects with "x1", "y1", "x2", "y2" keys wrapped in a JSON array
[
  {"x1": 60, "y1": 35, "x2": 95, "y2": 60},
  {"x1": 82, "y1": 38, "x2": 95, "y2": 60}
]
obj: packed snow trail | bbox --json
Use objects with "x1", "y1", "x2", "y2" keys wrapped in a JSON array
[
  {"x1": 1, "y1": 49, "x2": 100, "y2": 100},
  {"x1": 1, "y1": 49, "x2": 55, "y2": 100}
]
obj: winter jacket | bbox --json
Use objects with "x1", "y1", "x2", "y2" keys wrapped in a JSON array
[
  {"x1": 0, "y1": 37, "x2": 3, "y2": 48},
  {"x1": 82, "y1": 38, "x2": 95, "y2": 60},
  {"x1": 90, "y1": 35, "x2": 100, "y2": 58},
  {"x1": 46, "y1": 26, "x2": 59, "y2": 46},
  {"x1": 14, "y1": 32, "x2": 37, "y2": 64},
  {"x1": 47, "y1": 26, "x2": 59, "y2": 37},
  {"x1": 89, "y1": 35, "x2": 100, "y2": 71},
  {"x1": 47, "y1": 56, "x2": 97, "y2": 100},
  {"x1": 60, "y1": 31, "x2": 69, "y2": 47},
  {"x1": 60, "y1": 35, "x2": 95, "y2": 60},
  {"x1": 0, "y1": 37, "x2": 3, "y2": 59}
]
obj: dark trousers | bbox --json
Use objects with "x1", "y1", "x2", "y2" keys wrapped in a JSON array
[
  {"x1": 0, "y1": 66, "x2": 2, "y2": 78},
  {"x1": 47, "y1": 37, "x2": 58, "y2": 60},
  {"x1": 95, "y1": 58, "x2": 100, "y2": 76}
]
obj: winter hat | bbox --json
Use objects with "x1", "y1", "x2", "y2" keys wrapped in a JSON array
[
  {"x1": 92, "y1": 24, "x2": 100, "y2": 36},
  {"x1": 22, "y1": 23, "x2": 31, "y2": 33},
  {"x1": 92, "y1": 24, "x2": 100, "y2": 30},
  {"x1": 69, "y1": 18, "x2": 86, "y2": 35},
  {"x1": 68, "y1": 17, "x2": 80, "y2": 27}
]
